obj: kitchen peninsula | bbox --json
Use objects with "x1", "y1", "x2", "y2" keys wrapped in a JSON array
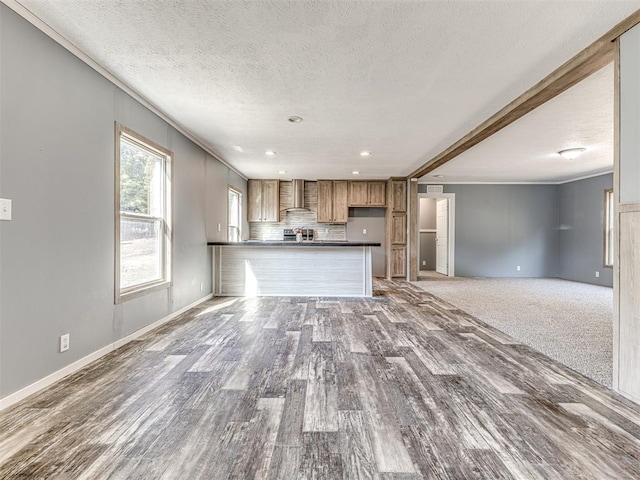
[{"x1": 208, "y1": 241, "x2": 381, "y2": 297}]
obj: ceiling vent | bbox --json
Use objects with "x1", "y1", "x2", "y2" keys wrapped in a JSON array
[{"x1": 426, "y1": 185, "x2": 444, "y2": 193}]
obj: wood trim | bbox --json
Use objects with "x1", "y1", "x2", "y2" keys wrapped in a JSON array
[
  {"x1": 409, "y1": 9, "x2": 640, "y2": 179},
  {"x1": 409, "y1": 180, "x2": 418, "y2": 281},
  {"x1": 617, "y1": 203, "x2": 640, "y2": 213},
  {"x1": 613, "y1": 37, "x2": 621, "y2": 391}
]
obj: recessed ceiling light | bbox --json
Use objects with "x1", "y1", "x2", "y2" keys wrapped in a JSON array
[
  {"x1": 288, "y1": 116, "x2": 303, "y2": 123},
  {"x1": 558, "y1": 148, "x2": 586, "y2": 160},
  {"x1": 278, "y1": 170, "x2": 287, "y2": 174},
  {"x1": 433, "y1": 174, "x2": 444, "y2": 178},
  {"x1": 352, "y1": 171, "x2": 360, "y2": 175},
  {"x1": 360, "y1": 151, "x2": 371, "y2": 157},
  {"x1": 265, "y1": 150, "x2": 276, "y2": 156},
  {"x1": 232, "y1": 145, "x2": 243, "y2": 152}
]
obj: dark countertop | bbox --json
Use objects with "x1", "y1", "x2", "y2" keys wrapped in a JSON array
[{"x1": 208, "y1": 240, "x2": 381, "y2": 247}]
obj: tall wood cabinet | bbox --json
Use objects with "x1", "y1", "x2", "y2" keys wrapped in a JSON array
[
  {"x1": 317, "y1": 180, "x2": 348, "y2": 223},
  {"x1": 248, "y1": 179, "x2": 279, "y2": 222},
  {"x1": 348, "y1": 181, "x2": 386, "y2": 207},
  {"x1": 386, "y1": 179, "x2": 407, "y2": 278}
]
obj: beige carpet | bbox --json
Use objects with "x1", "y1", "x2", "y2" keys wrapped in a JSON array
[{"x1": 412, "y1": 276, "x2": 613, "y2": 387}]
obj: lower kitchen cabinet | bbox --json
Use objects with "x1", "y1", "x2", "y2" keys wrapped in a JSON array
[{"x1": 390, "y1": 246, "x2": 406, "y2": 277}]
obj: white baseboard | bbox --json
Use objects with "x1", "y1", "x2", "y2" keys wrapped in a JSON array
[{"x1": 0, "y1": 293, "x2": 213, "y2": 412}]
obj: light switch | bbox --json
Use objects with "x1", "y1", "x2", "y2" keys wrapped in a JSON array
[
  {"x1": 362, "y1": 228, "x2": 367, "y2": 235},
  {"x1": 217, "y1": 222, "x2": 221, "y2": 232},
  {"x1": 0, "y1": 198, "x2": 12, "y2": 221}
]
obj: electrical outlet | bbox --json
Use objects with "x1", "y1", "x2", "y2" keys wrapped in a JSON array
[
  {"x1": 422, "y1": 261, "x2": 426, "y2": 266},
  {"x1": 0, "y1": 198, "x2": 11, "y2": 221},
  {"x1": 200, "y1": 282, "x2": 204, "y2": 291},
  {"x1": 595, "y1": 271, "x2": 600, "y2": 278},
  {"x1": 60, "y1": 334, "x2": 70, "y2": 352},
  {"x1": 362, "y1": 228, "x2": 367, "y2": 235},
  {"x1": 516, "y1": 265, "x2": 521, "y2": 271}
]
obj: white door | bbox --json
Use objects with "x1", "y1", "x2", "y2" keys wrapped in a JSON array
[{"x1": 436, "y1": 199, "x2": 448, "y2": 275}]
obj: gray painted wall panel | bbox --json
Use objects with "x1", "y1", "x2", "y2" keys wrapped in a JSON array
[
  {"x1": 419, "y1": 184, "x2": 560, "y2": 278},
  {"x1": 448, "y1": 184, "x2": 559, "y2": 278},
  {"x1": 0, "y1": 6, "x2": 245, "y2": 398},
  {"x1": 420, "y1": 232, "x2": 436, "y2": 270},
  {"x1": 419, "y1": 198, "x2": 436, "y2": 229},
  {"x1": 558, "y1": 174, "x2": 613, "y2": 287},
  {"x1": 346, "y1": 209, "x2": 386, "y2": 277}
]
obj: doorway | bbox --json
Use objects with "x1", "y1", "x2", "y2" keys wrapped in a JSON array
[{"x1": 418, "y1": 192, "x2": 455, "y2": 277}]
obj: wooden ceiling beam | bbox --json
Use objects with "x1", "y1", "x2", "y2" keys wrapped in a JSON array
[{"x1": 409, "y1": 9, "x2": 640, "y2": 180}]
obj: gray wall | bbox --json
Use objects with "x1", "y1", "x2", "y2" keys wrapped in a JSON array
[
  {"x1": 419, "y1": 184, "x2": 560, "y2": 278},
  {"x1": 419, "y1": 232, "x2": 436, "y2": 270},
  {"x1": 347, "y1": 208, "x2": 386, "y2": 277},
  {"x1": 419, "y1": 198, "x2": 436, "y2": 229},
  {"x1": 558, "y1": 174, "x2": 613, "y2": 287},
  {"x1": 0, "y1": 6, "x2": 245, "y2": 398},
  {"x1": 418, "y1": 177, "x2": 613, "y2": 286},
  {"x1": 419, "y1": 198, "x2": 436, "y2": 270}
]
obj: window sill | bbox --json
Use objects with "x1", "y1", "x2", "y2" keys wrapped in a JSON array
[{"x1": 115, "y1": 280, "x2": 172, "y2": 304}]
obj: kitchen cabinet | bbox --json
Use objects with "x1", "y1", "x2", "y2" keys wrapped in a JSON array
[
  {"x1": 248, "y1": 179, "x2": 279, "y2": 222},
  {"x1": 348, "y1": 181, "x2": 387, "y2": 207},
  {"x1": 390, "y1": 180, "x2": 407, "y2": 212},
  {"x1": 368, "y1": 181, "x2": 386, "y2": 206},
  {"x1": 386, "y1": 178, "x2": 408, "y2": 278},
  {"x1": 390, "y1": 246, "x2": 406, "y2": 277},
  {"x1": 390, "y1": 212, "x2": 407, "y2": 244},
  {"x1": 317, "y1": 180, "x2": 348, "y2": 223}
]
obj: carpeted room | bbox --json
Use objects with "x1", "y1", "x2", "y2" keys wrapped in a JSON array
[{"x1": 414, "y1": 173, "x2": 614, "y2": 387}]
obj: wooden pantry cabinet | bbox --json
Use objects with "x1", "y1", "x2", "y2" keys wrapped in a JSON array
[
  {"x1": 248, "y1": 179, "x2": 279, "y2": 222},
  {"x1": 348, "y1": 181, "x2": 386, "y2": 207},
  {"x1": 317, "y1": 180, "x2": 349, "y2": 223},
  {"x1": 390, "y1": 246, "x2": 407, "y2": 277},
  {"x1": 386, "y1": 179, "x2": 408, "y2": 278}
]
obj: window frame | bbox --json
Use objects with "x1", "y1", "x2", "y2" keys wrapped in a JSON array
[
  {"x1": 115, "y1": 123, "x2": 173, "y2": 303},
  {"x1": 604, "y1": 188, "x2": 614, "y2": 269},
  {"x1": 228, "y1": 185, "x2": 243, "y2": 242}
]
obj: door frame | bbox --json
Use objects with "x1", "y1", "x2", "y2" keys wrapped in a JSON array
[{"x1": 417, "y1": 192, "x2": 455, "y2": 276}]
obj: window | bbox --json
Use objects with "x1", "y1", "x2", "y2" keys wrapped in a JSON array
[
  {"x1": 115, "y1": 124, "x2": 172, "y2": 302},
  {"x1": 228, "y1": 187, "x2": 242, "y2": 241},
  {"x1": 604, "y1": 188, "x2": 614, "y2": 268}
]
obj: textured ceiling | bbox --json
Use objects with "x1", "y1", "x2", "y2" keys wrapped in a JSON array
[
  {"x1": 423, "y1": 63, "x2": 614, "y2": 184},
  {"x1": 14, "y1": 0, "x2": 640, "y2": 181}
]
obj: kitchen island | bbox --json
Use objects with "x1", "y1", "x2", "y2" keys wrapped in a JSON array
[{"x1": 208, "y1": 241, "x2": 381, "y2": 297}]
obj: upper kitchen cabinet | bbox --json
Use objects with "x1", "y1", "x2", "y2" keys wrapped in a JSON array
[
  {"x1": 348, "y1": 181, "x2": 387, "y2": 207},
  {"x1": 317, "y1": 180, "x2": 348, "y2": 223},
  {"x1": 248, "y1": 179, "x2": 280, "y2": 222},
  {"x1": 389, "y1": 180, "x2": 407, "y2": 212}
]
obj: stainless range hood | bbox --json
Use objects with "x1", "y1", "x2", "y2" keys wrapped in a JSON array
[{"x1": 285, "y1": 179, "x2": 309, "y2": 211}]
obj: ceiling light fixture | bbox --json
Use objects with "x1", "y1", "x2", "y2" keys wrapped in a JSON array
[
  {"x1": 288, "y1": 116, "x2": 303, "y2": 123},
  {"x1": 360, "y1": 151, "x2": 371, "y2": 157},
  {"x1": 352, "y1": 171, "x2": 360, "y2": 175},
  {"x1": 278, "y1": 170, "x2": 287, "y2": 174},
  {"x1": 265, "y1": 150, "x2": 276, "y2": 156},
  {"x1": 232, "y1": 145, "x2": 243, "y2": 152},
  {"x1": 433, "y1": 174, "x2": 444, "y2": 178},
  {"x1": 558, "y1": 148, "x2": 586, "y2": 160}
]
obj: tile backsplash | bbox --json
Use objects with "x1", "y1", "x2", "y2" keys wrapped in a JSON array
[{"x1": 249, "y1": 181, "x2": 347, "y2": 241}]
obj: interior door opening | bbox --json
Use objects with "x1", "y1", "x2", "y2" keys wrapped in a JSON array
[{"x1": 418, "y1": 192, "x2": 455, "y2": 277}]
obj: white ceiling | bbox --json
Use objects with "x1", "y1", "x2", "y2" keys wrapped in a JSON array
[
  {"x1": 13, "y1": 0, "x2": 640, "y2": 181},
  {"x1": 423, "y1": 63, "x2": 614, "y2": 184}
]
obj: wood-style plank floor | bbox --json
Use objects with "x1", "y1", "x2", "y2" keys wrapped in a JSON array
[{"x1": 2, "y1": 280, "x2": 640, "y2": 479}]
